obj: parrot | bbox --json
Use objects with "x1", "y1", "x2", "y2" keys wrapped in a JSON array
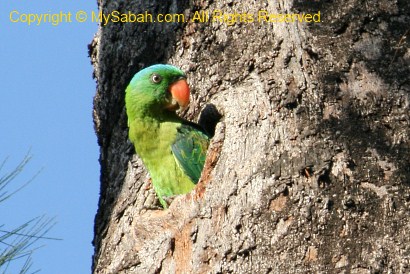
[{"x1": 125, "y1": 64, "x2": 209, "y2": 208}]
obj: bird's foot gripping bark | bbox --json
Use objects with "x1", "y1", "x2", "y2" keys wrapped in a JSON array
[
  {"x1": 160, "y1": 195, "x2": 180, "y2": 209},
  {"x1": 143, "y1": 193, "x2": 179, "y2": 210},
  {"x1": 142, "y1": 183, "x2": 163, "y2": 210}
]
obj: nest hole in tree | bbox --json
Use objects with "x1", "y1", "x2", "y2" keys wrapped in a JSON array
[{"x1": 198, "y1": 103, "x2": 223, "y2": 137}]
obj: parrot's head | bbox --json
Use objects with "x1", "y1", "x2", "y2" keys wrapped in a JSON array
[{"x1": 125, "y1": 64, "x2": 190, "y2": 116}]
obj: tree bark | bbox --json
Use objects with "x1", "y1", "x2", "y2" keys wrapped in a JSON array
[{"x1": 90, "y1": 0, "x2": 410, "y2": 273}]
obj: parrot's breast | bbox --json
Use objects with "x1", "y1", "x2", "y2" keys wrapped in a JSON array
[{"x1": 128, "y1": 118, "x2": 196, "y2": 203}]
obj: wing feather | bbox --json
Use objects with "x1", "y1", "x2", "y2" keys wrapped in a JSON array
[{"x1": 171, "y1": 122, "x2": 209, "y2": 183}]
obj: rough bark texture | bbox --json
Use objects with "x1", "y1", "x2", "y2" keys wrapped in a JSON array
[{"x1": 90, "y1": 0, "x2": 409, "y2": 273}]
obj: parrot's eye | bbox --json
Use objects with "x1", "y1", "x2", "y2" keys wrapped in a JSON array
[{"x1": 151, "y1": 74, "x2": 162, "y2": 84}]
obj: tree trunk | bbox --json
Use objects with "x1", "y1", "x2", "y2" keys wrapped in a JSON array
[{"x1": 90, "y1": 0, "x2": 410, "y2": 273}]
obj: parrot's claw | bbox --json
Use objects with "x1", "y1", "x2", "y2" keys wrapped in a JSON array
[{"x1": 163, "y1": 195, "x2": 179, "y2": 207}]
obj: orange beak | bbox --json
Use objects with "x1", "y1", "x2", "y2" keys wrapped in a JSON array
[{"x1": 167, "y1": 79, "x2": 190, "y2": 110}]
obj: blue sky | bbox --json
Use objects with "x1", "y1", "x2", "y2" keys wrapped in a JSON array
[{"x1": 0, "y1": 1, "x2": 100, "y2": 273}]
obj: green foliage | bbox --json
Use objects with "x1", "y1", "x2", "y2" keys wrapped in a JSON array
[{"x1": 0, "y1": 154, "x2": 57, "y2": 273}]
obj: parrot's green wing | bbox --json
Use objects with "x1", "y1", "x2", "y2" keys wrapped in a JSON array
[{"x1": 171, "y1": 122, "x2": 209, "y2": 184}]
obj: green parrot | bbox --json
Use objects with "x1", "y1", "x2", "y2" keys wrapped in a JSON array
[{"x1": 125, "y1": 64, "x2": 209, "y2": 208}]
